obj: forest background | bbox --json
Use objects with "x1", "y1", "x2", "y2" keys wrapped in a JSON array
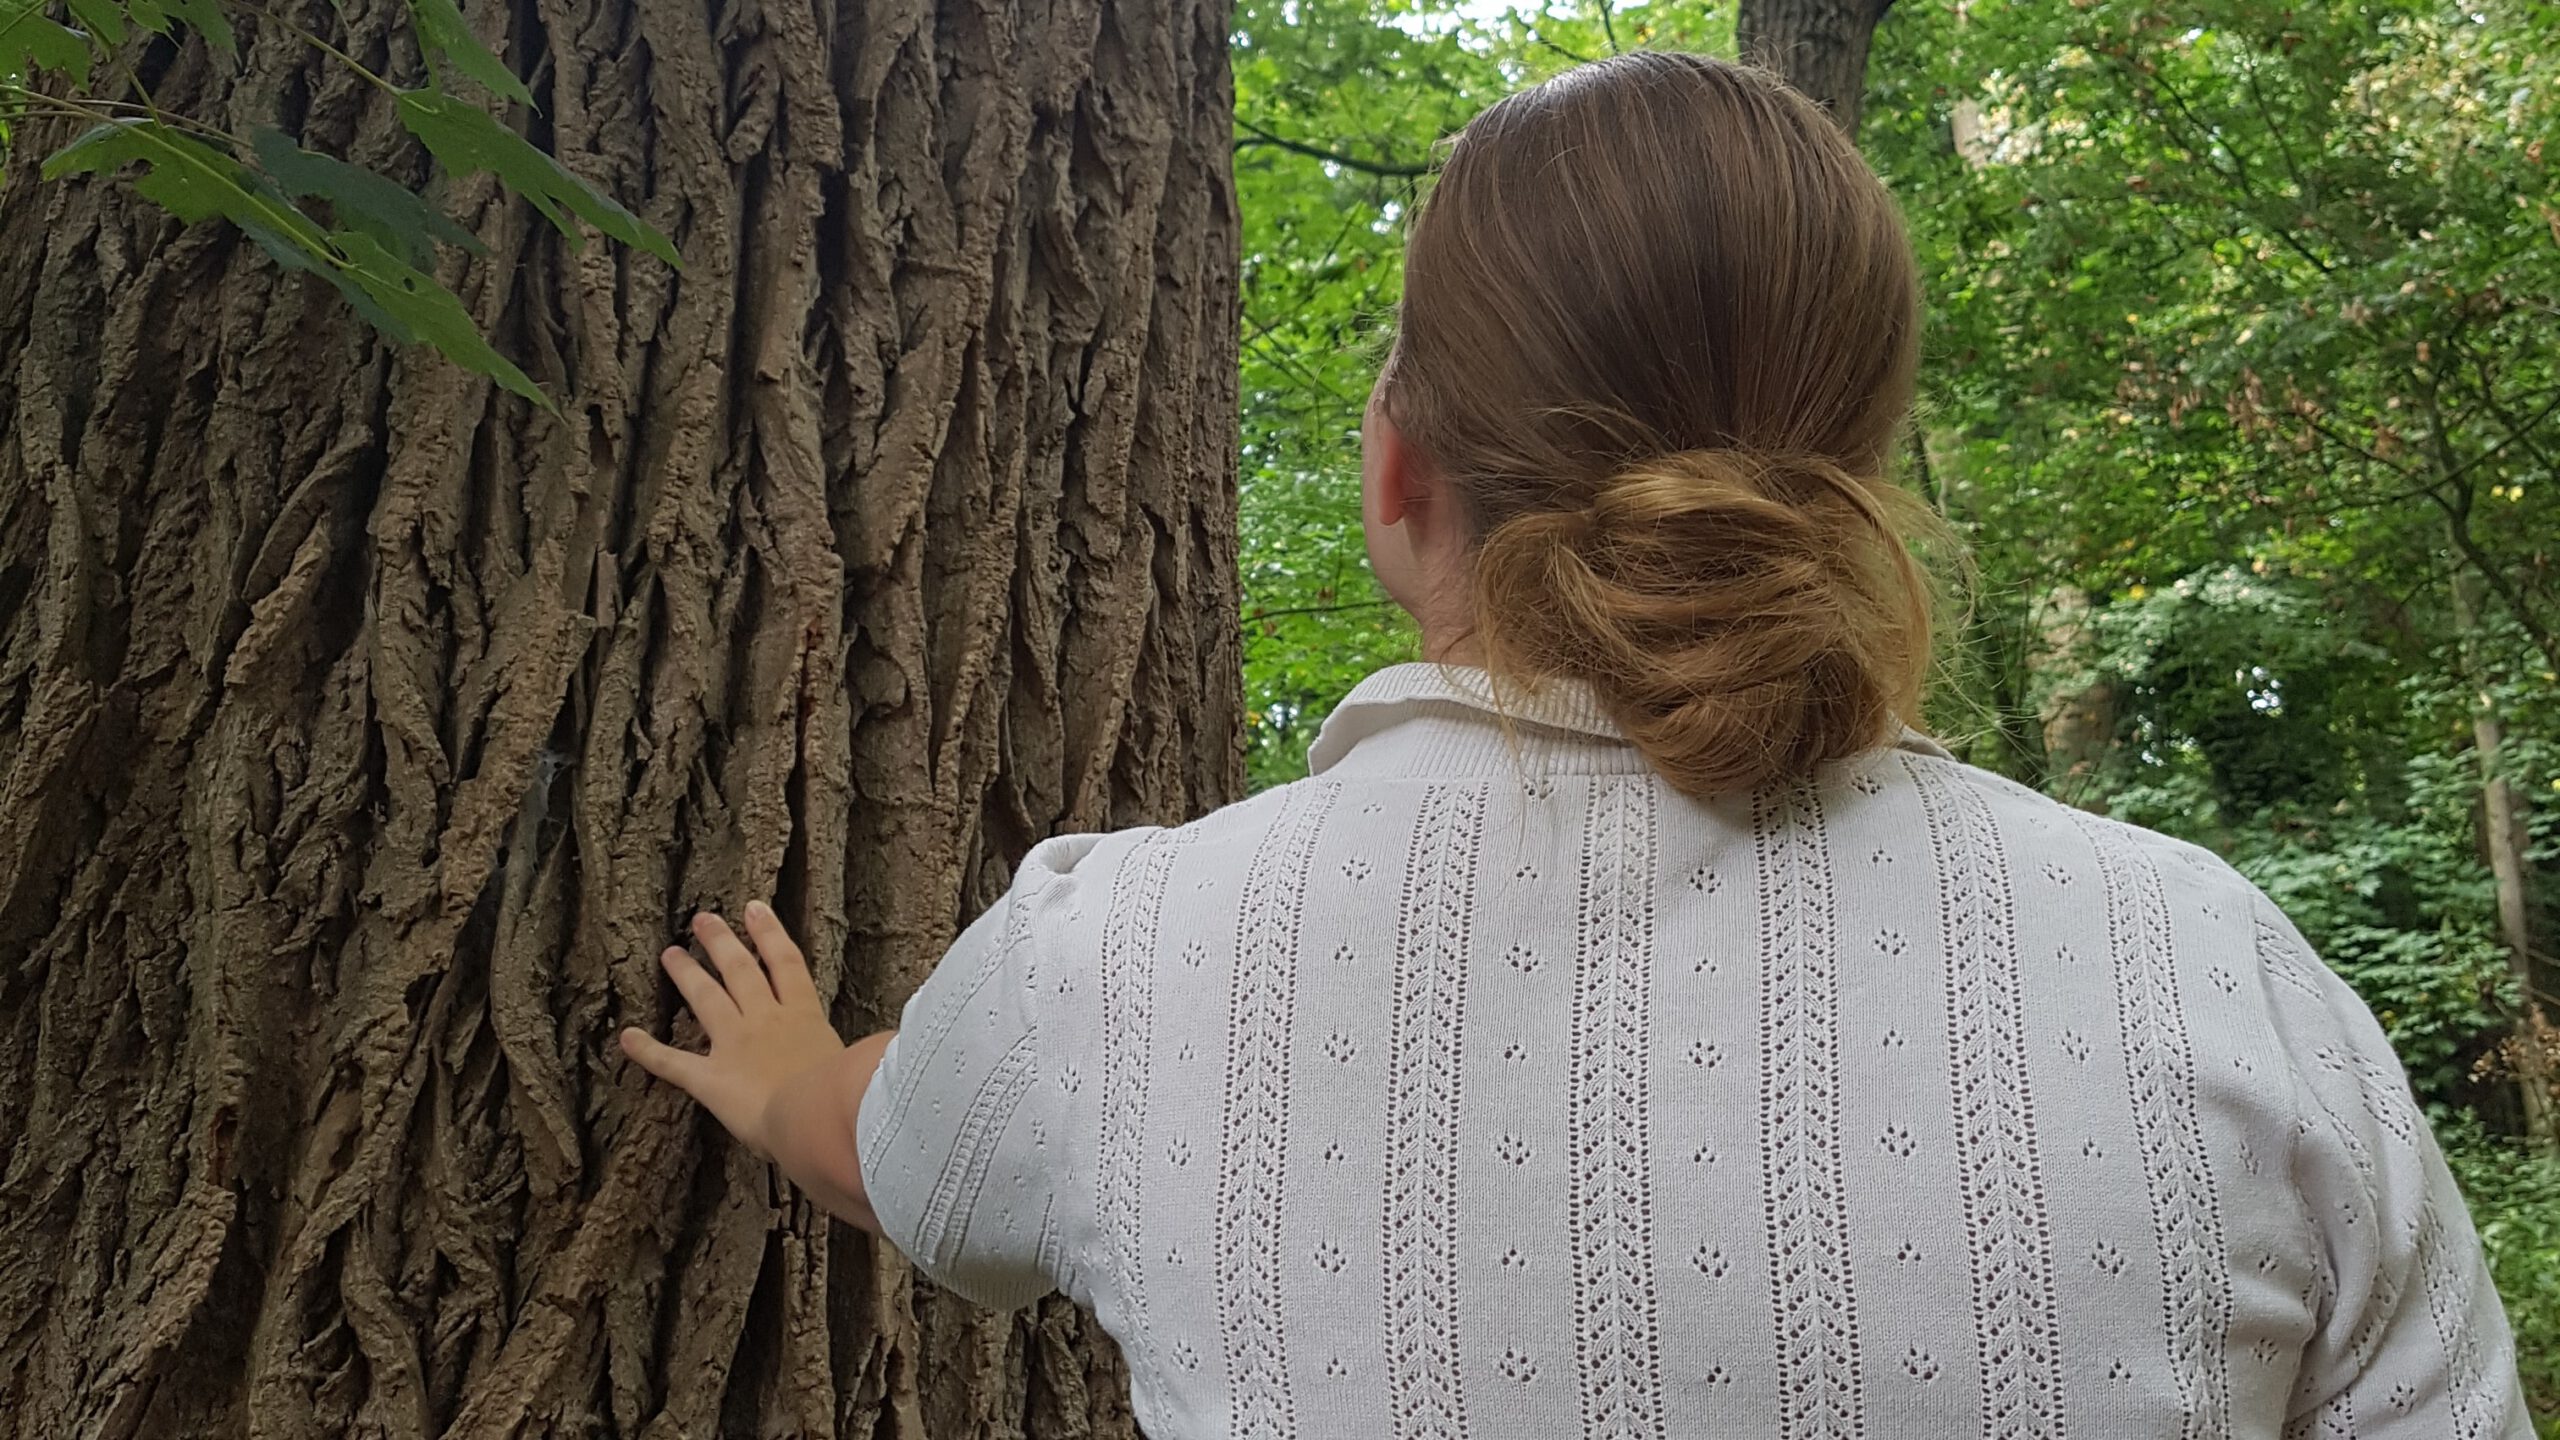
[{"x1": 1, "y1": 0, "x2": 2555, "y2": 1429}]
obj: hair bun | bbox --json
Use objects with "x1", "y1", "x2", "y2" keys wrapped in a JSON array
[{"x1": 1470, "y1": 448, "x2": 1933, "y2": 796}]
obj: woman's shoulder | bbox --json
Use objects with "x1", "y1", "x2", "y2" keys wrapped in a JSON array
[
  {"x1": 1891, "y1": 747, "x2": 2253, "y2": 894},
  {"x1": 1001, "y1": 782, "x2": 1330, "y2": 902}
]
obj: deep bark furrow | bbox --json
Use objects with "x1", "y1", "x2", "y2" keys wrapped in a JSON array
[{"x1": 0, "y1": 0, "x2": 1238, "y2": 1427}]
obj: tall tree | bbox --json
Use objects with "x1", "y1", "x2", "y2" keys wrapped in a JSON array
[{"x1": 0, "y1": 0, "x2": 1240, "y2": 1430}]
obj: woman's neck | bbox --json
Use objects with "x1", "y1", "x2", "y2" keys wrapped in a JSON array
[{"x1": 1417, "y1": 629, "x2": 1485, "y2": 667}]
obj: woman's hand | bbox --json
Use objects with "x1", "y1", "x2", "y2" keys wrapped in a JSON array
[{"x1": 620, "y1": 902, "x2": 847, "y2": 1159}]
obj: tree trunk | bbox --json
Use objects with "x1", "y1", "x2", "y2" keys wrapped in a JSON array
[
  {"x1": 2029, "y1": 585, "x2": 2118, "y2": 814},
  {"x1": 2452, "y1": 566, "x2": 2557, "y2": 1153},
  {"x1": 0, "y1": 0, "x2": 1241, "y2": 1428},
  {"x1": 1736, "y1": 0, "x2": 1897, "y2": 136}
]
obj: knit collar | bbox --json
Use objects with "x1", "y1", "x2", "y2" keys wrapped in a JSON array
[{"x1": 1306, "y1": 662, "x2": 1953, "y2": 776}]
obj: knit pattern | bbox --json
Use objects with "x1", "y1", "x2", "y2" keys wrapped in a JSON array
[
  {"x1": 1384, "y1": 783, "x2": 1488, "y2": 1440},
  {"x1": 1907, "y1": 755, "x2": 2066, "y2": 1440},
  {"x1": 1099, "y1": 828, "x2": 1188, "y2": 1387},
  {"x1": 2079, "y1": 814, "x2": 2233, "y2": 1439},
  {"x1": 1755, "y1": 780, "x2": 1864, "y2": 1440},
  {"x1": 1569, "y1": 780, "x2": 1665, "y2": 1440},
  {"x1": 1218, "y1": 783, "x2": 1338, "y2": 1440}
]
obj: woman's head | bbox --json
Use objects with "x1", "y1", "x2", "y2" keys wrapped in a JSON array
[{"x1": 1363, "y1": 51, "x2": 1939, "y2": 797}]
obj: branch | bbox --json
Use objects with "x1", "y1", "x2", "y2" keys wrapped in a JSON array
[
  {"x1": 1244, "y1": 331, "x2": 1363, "y2": 408},
  {"x1": 1908, "y1": 426, "x2": 1947, "y2": 515},
  {"x1": 1233, "y1": 118, "x2": 1433, "y2": 179},
  {"x1": 252, "y1": 2, "x2": 400, "y2": 94},
  {"x1": 2417, "y1": 361, "x2": 2560, "y2": 673},
  {"x1": 1528, "y1": 28, "x2": 1595, "y2": 65},
  {"x1": 1593, "y1": 0, "x2": 1621, "y2": 54},
  {"x1": 2433, "y1": 489, "x2": 2560, "y2": 674},
  {"x1": 2138, "y1": 61, "x2": 2336, "y2": 277},
  {"x1": 2240, "y1": 53, "x2": 2315, "y2": 214},
  {"x1": 1243, "y1": 598, "x2": 1399, "y2": 628},
  {"x1": 2299, "y1": 411, "x2": 2416, "y2": 479},
  {"x1": 1, "y1": 91, "x2": 238, "y2": 149},
  {"x1": 2458, "y1": 341, "x2": 2560, "y2": 481},
  {"x1": 1242, "y1": 200, "x2": 1385, "y2": 352}
]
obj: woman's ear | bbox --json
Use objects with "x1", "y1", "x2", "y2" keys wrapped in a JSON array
[
  {"x1": 1362, "y1": 379, "x2": 1479, "y2": 655},
  {"x1": 1362, "y1": 397, "x2": 1416, "y2": 528},
  {"x1": 1366, "y1": 400, "x2": 1458, "y2": 534},
  {"x1": 1362, "y1": 385, "x2": 1430, "y2": 618}
]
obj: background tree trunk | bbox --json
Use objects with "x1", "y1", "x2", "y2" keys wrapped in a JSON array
[
  {"x1": 0, "y1": 0, "x2": 1240, "y2": 1428},
  {"x1": 2452, "y1": 566, "x2": 2557, "y2": 1154},
  {"x1": 1736, "y1": 0, "x2": 1896, "y2": 135},
  {"x1": 2026, "y1": 585, "x2": 2120, "y2": 814}
]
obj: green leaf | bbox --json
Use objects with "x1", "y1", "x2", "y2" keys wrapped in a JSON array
[
  {"x1": 332, "y1": 229, "x2": 548, "y2": 406},
  {"x1": 167, "y1": 0, "x2": 230, "y2": 51},
  {"x1": 395, "y1": 89, "x2": 678, "y2": 266},
  {"x1": 252, "y1": 126, "x2": 482, "y2": 266},
  {"x1": 405, "y1": 0, "x2": 534, "y2": 108},
  {"x1": 0, "y1": 6, "x2": 97, "y2": 86},
  {"x1": 41, "y1": 121, "x2": 241, "y2": 225},
  {"x1": 38, "y1": 119, "x2": 550, "y2": 406},
  {"x1": 42, "y1": 120, "x2": 331, "y2": 272},
  {"x1": 316, "y1": 266, "x2": 418, "y2": 345},
  {"x1": 40, "y1": 0, "x2": 219, "y2": 47},
  {"x1": 61, "y1": 0, "x2": 122, "y2": 45}
]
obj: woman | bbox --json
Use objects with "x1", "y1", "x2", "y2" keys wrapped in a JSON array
[{"x1": 620, "y1": 52, "x2": 2532, "y2": 1438}]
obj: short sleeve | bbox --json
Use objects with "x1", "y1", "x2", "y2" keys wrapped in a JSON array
[
  {"x1": 2256, "y1": 895, "x2": 2536, "y2": 1437},
  {"x1": 856, "y1": 835, "x2": 1102, "y2": 1310}
]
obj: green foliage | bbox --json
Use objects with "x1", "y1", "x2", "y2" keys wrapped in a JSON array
[
  {"x1": 1, "y1": 4, "x2": 94, "y2": 88},
  {"x1": 42, "y1": 116, "x2": 265, "y2": 225},
  {"x1": 38, "y1": 116, "x2": 548, "y2": 398},
  {"x1": 251, "y1": 125, "x2": 482, "y2": 265},
  {"x1": 2, "y1": 0, "x2": 675, "y2": 403},
  {"x1": 2074, "y1": 569, "x2": 2400, "y2": 813},
  {"x1": 395, "y1": 90, "x2": 676, "y2": 265},
  {"x1": 1873, "y1": 0, "x2": 2560, "y2": 649},
  {"x1": 407, "y1": 0, "x2": 532, "y2": 106}
]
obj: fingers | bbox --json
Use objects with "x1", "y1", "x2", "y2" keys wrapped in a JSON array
[
  {"x1": 619, "y1": 1026, "x2": 709, "y2": 1092},
  {"x1": 693, "y1": 912, "x2": 777, "y2": 1012},
  {"x1": 742, "y1": 900, "x2": 818, "y2": 1006},
  {"x1": 659, "y1": 944, "x2": 739, "y2": 1038}
]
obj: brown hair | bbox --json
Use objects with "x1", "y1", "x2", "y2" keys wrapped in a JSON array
[{"x1": 1382, "y1": 52, "x2": 1941, "y2": 797}]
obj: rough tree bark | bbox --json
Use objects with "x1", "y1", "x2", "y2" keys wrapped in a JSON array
[
  {"x1": 1736, "y1": 0, "x2": 1897, "y2": 136},
  {"x1": 0, "y1": 0, "x2": 1240, "y2": 1428}
]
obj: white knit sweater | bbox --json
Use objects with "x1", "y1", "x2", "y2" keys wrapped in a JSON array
[{"x1": 857, "y1": 663, "x2": 2532, "y2": 1439}]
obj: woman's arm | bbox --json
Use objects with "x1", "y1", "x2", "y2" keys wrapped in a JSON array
[
  {"x1": 757, "y1": 1029, "x2": 896, "y2": 1230},
  {"x1": 619, "y1": 902, "x2": 894, "y2": 1232},
  {"x1": 2255, "y1": 895, "x2": 2533, "y2": 1436}
]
